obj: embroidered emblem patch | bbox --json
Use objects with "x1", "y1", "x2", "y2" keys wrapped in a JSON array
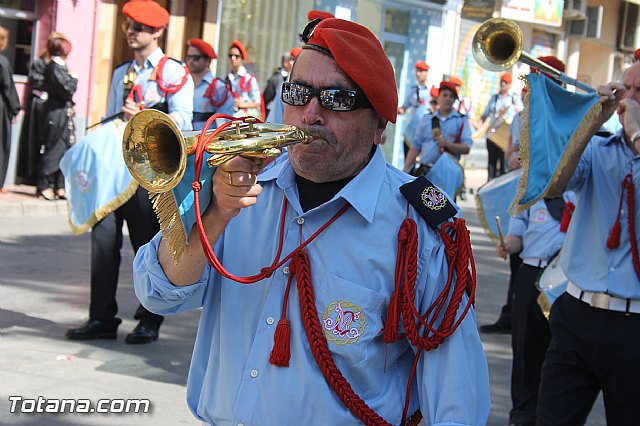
[
  {"x1": 74, "y1": 171, "x2": 92, "y2": 193},
  {"x1": 421, "y1": 186, "x2": 447, "y2": 210},
  {"x1": 322, "y1": 300, "x2": 366, "y2": 345}
]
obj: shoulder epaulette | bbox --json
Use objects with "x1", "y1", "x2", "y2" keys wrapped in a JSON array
[{"x1": 400, "y1": 176, "x2": 457, "y2": 231}]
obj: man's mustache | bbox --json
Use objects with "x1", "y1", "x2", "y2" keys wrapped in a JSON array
[{"x1": 298, "y1": 125, "x2": 333, "y2": 142}]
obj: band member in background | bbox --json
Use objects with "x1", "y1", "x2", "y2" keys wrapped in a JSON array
[
  {"x1": 478, "y1": 72, "x2": 522, "y2": 180},
  {"x1": 397, "y1": 61, "x2": 430, "y2": 115},
  {"x1": 133, "y1": 18, "x2": 489, "y2": 425},
  {"x1": 536, "y1": 64, "x2": 639, "y2": 425},
  {"x1": 263, "y1": 50, "x2": 294, "y2": 118},
  {"x1": 186, "y1": 38, "x2": 233, "y2": 131},
  {"x1": 497, "y1": 192, "x2": 573, "y2": 426},
  {"x1": 65, "y1": 0, "x2": 193, "y2": 344},
  {"x1": 403, "y1": 81, "x2": 472, "y2": 177},
  {"x1": 265, "y1": 47, "x2": 301, "y2": 124},
  {"x1": 227, "y1": 40, "x2": 261, "y2": 118}
]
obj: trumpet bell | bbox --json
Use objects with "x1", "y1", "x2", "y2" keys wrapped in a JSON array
[
  {"x1": 122, "y1": 109, "x2": 188, "y2": 193},
  {"x1": 472, "y1": 18, "x2": 523, "y2": 72}
]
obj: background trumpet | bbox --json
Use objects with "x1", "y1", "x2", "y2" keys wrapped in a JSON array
[
  {"x1": 472, "y1": 18, "x2": 595, "y2": 93},
  {"x1": 122, "y1": 109, "x2": 313, "y2": 193}
]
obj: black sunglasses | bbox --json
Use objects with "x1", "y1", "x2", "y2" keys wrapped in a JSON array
[
  {"x1": 121, "y1": 21, "x2": 154, "y2": 34},
  {"x1": 281, "y1": 82, "x2": 371, "y2": 112},
  {"x1": 185, "y1": 54, "x2": 206, "y2": 61},
  {"x1": 228, "y1": 54, "x2": 241, "y2": 59}
]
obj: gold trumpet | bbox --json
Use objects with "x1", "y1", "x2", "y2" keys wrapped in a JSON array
[
  {"x1": 472, "y1": 18, "x2": 595, "y2": 93},
  {"x1": 122, "y1": 109, "x2": 313, "y2": 193}
]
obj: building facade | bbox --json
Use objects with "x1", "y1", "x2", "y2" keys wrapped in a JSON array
[{"x1": 0, "y1": 0, "x2": 637, "y2": 185}]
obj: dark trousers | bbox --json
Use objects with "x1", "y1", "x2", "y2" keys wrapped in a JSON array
[
  {"x1": 510, "y1": 264, "x2": 550, "y2": 425},
  {"x1": 487, "y1": 139, "x2": 506, "y2": 180},
  {"x1": 537, "y1": 293, "x2": 640, "y2": 425},
  {"x1": 90, "y1": 186, "x2": 163, "y2": 326},
  {"x1": 496, "y1": 252, "x2": 523, "y2": 327}
]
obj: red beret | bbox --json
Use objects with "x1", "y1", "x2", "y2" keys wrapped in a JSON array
[
  {"x1": 308, "y1": 10, "x2": 335, "y2": 21},
  {"x1": 430, "y1": 85, "x2": 439, "y2": 98},
  {"x1": 531, "y1": 55, "x2": 566, "y2": 85},
  {"x1": 438, "y1": 80, "x2": 459, "y2": 99},
  {"x1": 635, "y1": 49, "x2": 640, "y2": 61},
  {"x1": 290, "y1": 47, "x2": 302, "y2": 58},
  {"x1": 122, "y1": 0, "x2": 170, "y2": 28},
  {"x1": 188, "y1": 38, "x2": 216, "y2": 59},
  {"x1": 500, "y1": 72, "x2": 512, "y2": 84},
  {"x1": 448, "y1": 76, "x2": 463, "y2": 87},
  {"x1": 303, "y1": 18, "x2": 397, "y2": 123},
  {"x1": 229, "y1": 40, "x2": 247, "y2": 60},
  {"x1": 415, "y1": 61, "x2": 430, "y2": 71},
  {"x1": 536, "y1": 55, "x2": 566, "y2": 73}
]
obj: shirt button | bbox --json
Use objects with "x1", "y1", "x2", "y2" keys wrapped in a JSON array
[
  {"x1": 266, "y1": 317, "x2": 275, "y2": 325},
  {"x1": 250, "y1": 369, "x2": 259, "y2": 378},
  {"x1": 296, "y1": 217, "x2": 304, "y2": 225},
  {"x1": 283, "y1": 266, "x2": 290, "y2": 274},
  {"x1": 238, "y1": 423, "x2": 245, "y2": 426},
  {"x1": 610, "y1": 267, "x2": 616, "y2": 272},
  {"x1": 620, "y1": 210, "x2": 625, "y2": 216}
]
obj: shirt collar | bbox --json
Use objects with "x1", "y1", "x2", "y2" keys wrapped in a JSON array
[
  {"x1": 436, "y1": 109, "x2": 461, "y2": 120},
  {"x1": 258, "y1": 147, "x2": 386, "y2": 223},
  {"x1": 146, "y1": 47, "x2": 165, "y2": 68}
]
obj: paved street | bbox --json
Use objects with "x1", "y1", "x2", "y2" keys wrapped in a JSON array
[{"x1": 0, "y1": 180, "x2": 605, "y2": 425}]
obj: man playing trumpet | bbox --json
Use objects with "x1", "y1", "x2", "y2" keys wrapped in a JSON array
[{"x1": 133, "y1": 18, "x2": 489, "y2": 425}]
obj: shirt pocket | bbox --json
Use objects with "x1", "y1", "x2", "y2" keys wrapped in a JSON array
[{"x1": 308, "y1": 272, "x2": 386, "y2": 367}]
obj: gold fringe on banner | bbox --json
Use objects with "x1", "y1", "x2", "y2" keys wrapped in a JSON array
[
  {"x1": 149, "y1": 191, "x2": 186, "y2": 264},
  {"x1": 67, "y1": 180, "x2": 139, "y2": 235}
]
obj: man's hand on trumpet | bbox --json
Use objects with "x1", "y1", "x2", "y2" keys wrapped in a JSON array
[{"x1": 208, "y1": 156, "x2": 276, "y2": 223}]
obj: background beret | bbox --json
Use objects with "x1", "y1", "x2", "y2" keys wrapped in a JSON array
[
  {"x1": 122, "y1": 0, "x2": 170, "y2": 28},
  {"x1": 415, "y1": 61, "x2": 430, "y2": 71},
  {"x1": 532, "y1": 55, "x2": 566, "y2": 85},
  {"x1": 438, "y1": 80, "x2": 459, "y2": 99},
  {"x1": 500, "y1": 72, "x2": 512, "y2": 84},
  {"x1": 448, "y1": 76, "x2": 463, "y2": 87},
  {"x1": 230, "y1": 40, "x2": 247, "y2": 60},
  {"x1": 307, "y1": 10, "x2": 335, "y2": 21},
  {"x1": 188, "y1": 38, "x2": 216, "y2": 59},
  {"x1": 305, "y1": 18, "x2": 398, "y2": 123},
  {"x1": 635, "y1": 48, "x2": 640, "y2": 61},
  {"x1": 430, "y1": 85, "x2": 439, "y2": 98},
  {"x1": 290, "y1": 47, "x2": 302, "y2": 58}
]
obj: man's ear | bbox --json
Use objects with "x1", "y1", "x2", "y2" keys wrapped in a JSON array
[
  {"x1": 153, "y1": 27, "x2": 165, "y2": 41},
  {"x1": 373, "y1": 117, "x2": 388, "y2": 145}
]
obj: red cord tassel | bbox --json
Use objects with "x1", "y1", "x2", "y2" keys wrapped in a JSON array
[
  {"x1": 607, "y1": 219, "x2": 622, "y2": 249},
  {"x1": 269, "y1": 318, "x2": 291, "y2": 367},
  {"x1": 560, "y1": 201, "x2": 575, "y2": 233}
]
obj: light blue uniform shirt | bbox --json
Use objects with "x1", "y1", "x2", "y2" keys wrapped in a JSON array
[
  {"x1": 134, "y1": 148, "x2": 490, "y2": 426},
  {"x1": 561, "y1": 130, "x2": 640, "y2": 298},
  {"x1": 480, "y1": 92, "x2": 522, "y2": 124},
  {"x1": 507, "y1": 195, "x2": 574, "y2": 261},
  {"x1": 193, "y1": 70, "x2": 234, "y2": 131},
  {"x1": 227, "y1": 65, "x2": 261, "y2": 118},
  {"x1": 265, "y1": 81, "x2": 284, "y2": 124},
  {"x1": 400, "y1": 83, "x2": 430, "y2": 112},
  {"x1": 412, "y1": 110, "x2": 472, "y2": 165},
  {"x1": 107, "y1": 47, "x2": 194, "y2": 131},
  {"x1": 510, "y1": 112, "x2": 522, "y2": 149}
]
